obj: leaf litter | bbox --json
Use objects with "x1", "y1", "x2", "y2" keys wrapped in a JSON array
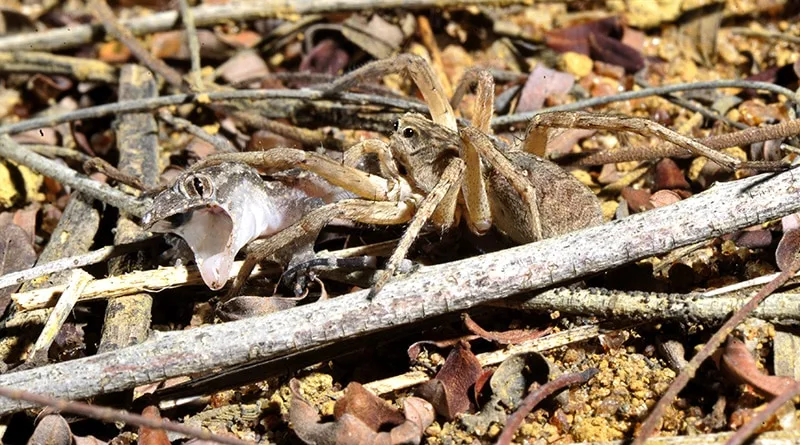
[{"x1": 0, "y1": 0, "x2": 799, "y2": 443}]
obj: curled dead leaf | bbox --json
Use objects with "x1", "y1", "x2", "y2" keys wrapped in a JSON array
[
  {"x1": 718, "y1": 336, "x2": 796, "y2": 399},
  {"x1": 416, "y1": 340, "x2": 483, "y2": 419},
  {"x1": 776, "y1": 229, "x2": 800, "y2": 272},
  {"x1": 289, "y1": 379, "x2": 434, "y2": 445},
  {"x1": 29, "y1": 413, "x2": 72, "y2": 445},
  {"x1": 654, "y1": 158, "x2": 689, "y2": 191},
  {"x1": 300, "y1": 39, "x2": 350, "y2": 75},
  {"x1": 217, "y1": 296, "x2": 298, "y2": 321},
  {"x1": 621, "y1": 187, "x2": 652, "y2": 213},
  {"x1": 462, "y1": 313, "x2": 549, "y2": 345},
  {"x1": 139, "y1": 405, "x2": 170, "y2": 445}
]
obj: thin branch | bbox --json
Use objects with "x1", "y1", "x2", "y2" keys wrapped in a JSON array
[
  {"x1": 0, "y1": 89, "x2": 427, "y2": 136},
  {"x1": 22, "y1": 144, "x2": 93, "y2": 163},
  {"x1": 493, "y1": 79, "x2": 800, "y2": 128},
  {"x1": 178, "y1": 0, "x2": 203, "y2": 91},
  {"x1": 0, "y1": 168, "x2": 799, "y2": 414},
  {"x1": 0, "y1": 136, "x2": 147, "y2": 217},
  {"x1": 158, "y1": 110, "x2": 237, "y2": 153},
  {"x1": 0, "y1": 51, "x2": 118, "y2": 83},
  {"x1": 89, "y1": 0, "x2": 184, "y2": 88},
  {"x1": 0, "y1": 240, "x2": 153, "y2": 290},
  {"x1": 28, "y1": 271, "x2": 91, "y2": 363},
  {"x1": 0, "y1": 386, "x2": 253, "y2": 445},
  {"x1": 495, "y1": 287, "x2": 800, "y2": 325}
]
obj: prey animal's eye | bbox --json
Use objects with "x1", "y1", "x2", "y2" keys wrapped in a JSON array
[
  {"x1": 393, "y1": 120, "x2": 399, "y2": 132},
  {"x1": 402, "y1": 127, "x2": 415, "y2": 138},
  {"x1": 181, "y1": 173, "x2": 214, "y2": 199}
]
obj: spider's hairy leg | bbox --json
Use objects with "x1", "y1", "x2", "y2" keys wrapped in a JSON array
[
  {"x1": 225, "y1": 199, "x2": 417, "y2": 298},
  {"x1": 524, "y1": 112, "x2": 787, "y2": 171},
  {"x1": 460, "y1": 127, "x2": 544, "y2": 240},
  {"x1": 458, "y1": 126, "x2": 492, "y2": 234},
  {"x1": 194, "y1": 149, "x2": 400, "y2": 201},
  {"x1": 344, "y1": 139, "x2": 400, "y2": 179},
  {"x1": 369, "y1": 157, "x2": 466, "y2": 299},
  {"x1": 322, "y1": 54, "x2": 457, "y2": 131},
  {"x1": 451, "y1": 68, "x2": 495, "y2": 134}
]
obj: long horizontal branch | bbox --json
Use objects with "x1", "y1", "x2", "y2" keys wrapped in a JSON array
[
  {"x1": 496, "y1": 287, "x2": 800, "y2": 325},
  {"x1": 0, "y1": 168, "x2": 798, "y2": 414}
]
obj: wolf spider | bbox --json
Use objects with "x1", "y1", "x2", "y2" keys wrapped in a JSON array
[{"x1": 194, "y1": 54, "x2": 777, "y2": 298}]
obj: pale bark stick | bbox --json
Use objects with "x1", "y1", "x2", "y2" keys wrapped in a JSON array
[
  {"x1": 496, "y1": 287, "x2": 800, "y2": 325},
  {"x1": 27, "y1": 271, "x2": 92, "y2": 363},
  {"x1": 0, "y1": 136, "x2": 147, "y2": 217},
  {"x1": 0, "y1": 169, "x2": 798, "y2": 414}
]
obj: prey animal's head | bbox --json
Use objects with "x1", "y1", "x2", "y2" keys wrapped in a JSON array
[
  {"x1": 390, "y1": 113, "x2": 460, "y2": 194},
  {"x1": 142, "y1": 162, "x2": 294, "y2": 290}
]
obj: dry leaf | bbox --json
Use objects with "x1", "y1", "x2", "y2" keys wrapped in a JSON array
[
  {"x1": 516, "y1": 65, "x2": 574, "y2": 113},
  {"x1": 416, "y1": 340, "x2": 483, "y2": 419},
  {"x1": 717, "y1": 337, "x2": 796, "y2": 399},
  {"x1": 138, "y1": 405, "x2": 170, "y2": 445},
  {"x1": 289, "y1": 379, "x2": 434, "y2": 445},
  {"x1": 654, "y1": 158, "x2": 690, "y2": 191},
  {"x1": 300, "y1": 39, "x2": 349, "y2": 75},
  {"x1": 217, "y1": 296, "x2": 297, "y2": 321},
  {"x1": 28, "y1": 414, "x2": 72, "y2": 445},
  {"x1": 217, "y1": 50, "x2": 269, "y2": 85},
  {"x1": 462, "y1": 313, "x2": 549, "y2": 345}
]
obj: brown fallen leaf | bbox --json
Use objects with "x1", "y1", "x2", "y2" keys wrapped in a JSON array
[
  {"x1": 717, "y1": 336, "x2": 796, "y2": 399},
  {"x1": 407, "y1": 335, "x2": 479, "y2": 361},
  {"x1": 416, "y1": 340, "x2": 483, "y2": 419},
  {"x1": 138, "y1": 405, "x2": 170, "y2": 445},
  {"x1": 516, "y1": 65, "x2": 574, "y2": 113},
  {"x1": 654, "y1": 158, "x2": 690, "y2": 191},
  {"x1": 289, "y1": 379, "x2": 434, "y2": 445},
  {"x1": 300, "y1": 39, "x2": 350, "y2": 75},
  {"x1": 151, "y1": 30, "x2": 231, "y2": 61},
  {"x1": 545, "y1": 17, "x2": 644, "y2": 72},
  {"x1": 29, "y1": 74, "x2": 73, "y2": 102},
  {"x1": 217, "y1": 50, "x2": 269, "y2": 85},
  {"x1": 334, "y1": 382, "x2": 406, "y2": 430},
  {"x1": 462, "y1": 313, "x2": 549, "y2": 345},
  {"x1": 217, "y1": 296, "x2": 298, "y2": 321},
  {"x1": 726, "y1": 229, "x2": 773, "y2": 249},
  {"x1": 215, "y1": 29, "x2": 262, "y2": 49},
  {"x1": 588, "y1": 32, "x2": 645, "y2": 73},
  {"x1": 775, "y1": 229, "x2": 800, "y2": 272},
  {"x1": 621, "y1": 187, "x2": 652, "y2": 213},
  {"x1": 28, "y1": 413, "x2": 72, "y2": 445}
]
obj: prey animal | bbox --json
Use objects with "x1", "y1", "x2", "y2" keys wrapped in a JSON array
[
  {"x1": 170, "y1": 54, "x2": 606, "y2": 297},
  {"x1": 141, "y1": 162, "x2": 351, "y2": 290}
]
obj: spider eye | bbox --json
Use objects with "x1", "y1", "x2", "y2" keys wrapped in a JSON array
[
  {"x1": 182, "y1": 174, "x2": 214, "y2": 199},
  {"x1": 402, "y1": 127, "x2": 415, "y2": 138},
  {"x1": 393, "y1": 120, "x2": 399, "y2": 132}
]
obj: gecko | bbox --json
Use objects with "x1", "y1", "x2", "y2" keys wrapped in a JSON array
[{"x1": 141, "y1": 162, "x2": 348, "y2": 290}]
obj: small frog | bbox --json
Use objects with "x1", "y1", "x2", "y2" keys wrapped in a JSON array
[{"x1": 141, "y1": 162, "x2": 332, "y2": 290}]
